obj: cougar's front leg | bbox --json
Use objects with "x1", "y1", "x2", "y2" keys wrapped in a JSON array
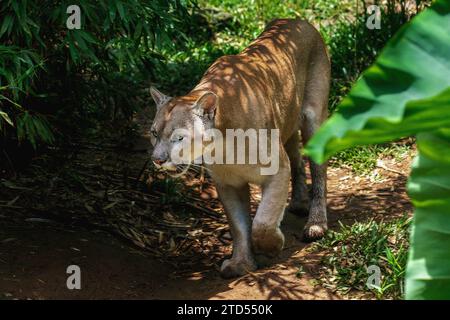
[
  {"x1": 215, "y1": 182, "x2": 257, "y2": 278},
  {"x1": 252, "y1": 154, "x2": 290, "y2": 257}
]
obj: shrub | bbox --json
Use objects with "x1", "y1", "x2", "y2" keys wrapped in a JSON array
[{"x1": 0, "y1": 0, "x2": 193, "y2": 148}]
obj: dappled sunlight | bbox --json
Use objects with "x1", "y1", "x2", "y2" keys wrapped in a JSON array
[{"x1": 0, "y1": 0, "x2": 427, "y2": 300}]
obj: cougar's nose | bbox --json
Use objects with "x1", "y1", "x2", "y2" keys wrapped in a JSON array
[
  {"x1": 152, "y1": 153, "x2": 168, "y2": 166},
  {"x1": 153, "y1": 158, "x2": 166, "y2": 165},
  {"x1": 151, "y1": 145, "x2": 169, "y2": 166}
]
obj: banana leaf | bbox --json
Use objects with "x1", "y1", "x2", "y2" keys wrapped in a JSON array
[{"x1": 304, "y1": 0, "x2": 450, "y2": 299}]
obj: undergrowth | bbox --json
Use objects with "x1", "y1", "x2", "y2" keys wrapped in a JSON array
[{"x1": 312, "y1": 216, "x2": 411, "y2": 299}]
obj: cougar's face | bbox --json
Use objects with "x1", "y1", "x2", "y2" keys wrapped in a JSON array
[
  {"x1": 149, "y1": 87, "x2": 217, "y2": 171},
  {"x1": 150, "y1": 102, "x2": 200, "y2": 171}
]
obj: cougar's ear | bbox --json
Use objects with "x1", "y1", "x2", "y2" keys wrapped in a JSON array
[
  {"x1": 192, "y1": 91, "x2": 218, "y2": 120},
  {"x1": 150, "y1": 86, "x2": 170, "y2": 108}
]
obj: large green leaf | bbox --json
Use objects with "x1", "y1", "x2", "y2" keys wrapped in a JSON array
[
  {"x1": 305, "y1": 0, "x2": 450, "y2": 163},
  {"x1": 304, "y1": 0, "x2": 450, "y2": 299},
  {"x1": 406, "y1": 130, "x2": 450, "y2": 299}
]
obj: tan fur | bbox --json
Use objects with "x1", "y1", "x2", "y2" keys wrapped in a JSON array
[
  {"x1": 150, "y1": 19, "x2": 330, "y2": 278},
  {"x1": 192, "y1": 19, "x2": 329, "y2": 139}
]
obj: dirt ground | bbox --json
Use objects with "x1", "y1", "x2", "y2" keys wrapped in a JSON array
[
  {"x1": 0, "y1": 152, "x2": 412, "y2": 300},
  {"x1": 0, "y1": 111, "x2": 414, "y2": 299},
  {"x1": 0, "y1": 211, "x2": 334, "y2": 300}
]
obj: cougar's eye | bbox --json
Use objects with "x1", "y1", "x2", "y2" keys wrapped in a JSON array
[
  {"x1": 151, "y1": 129, "x2": 158, "y2": 138},
  {"x1": 170, "y1": 134, "x2": 184, "y2": 143}
]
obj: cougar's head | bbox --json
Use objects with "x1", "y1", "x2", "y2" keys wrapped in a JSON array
[{"x1": 149, "y1": 86, "x2": 217, "y2": 171}]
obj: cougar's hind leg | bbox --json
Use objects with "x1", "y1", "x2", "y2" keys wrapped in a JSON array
[
  {"x1": 301, "y1": 108, "x2": 328, "y2": 242},
  {"x1": 285, "y1": 131, "x2": 310, "y2": 216},
  {"x1": 300, "y1": 41, "x2": 330, "y2": 242}
]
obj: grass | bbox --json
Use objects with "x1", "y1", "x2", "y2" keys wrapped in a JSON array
[
  {"x1": 330, "y1": 141, "x2": 414, "y2": 176},
  {"x1": 312, "y1": 216, "x2": 411, "y2": 299},
  {"x1": 159, "y1": 0, "x2": 423, "y2": 105},
  {"x1": 158, "y1": 0, "x2": 356, "y2": 98}
]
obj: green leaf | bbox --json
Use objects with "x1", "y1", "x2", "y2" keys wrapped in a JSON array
[
  {"x1": 303, "y1": 0, "x2": 450, "y2": 299},
  {"x1": 116, "y1": 1, "x2": 126, "y2": 22},
  {"x1": 72, "y1": 30, "x2": 89, "y2": 52},
  {"x1": 66, "y1": 33, "x2": 79, "y2": 63},
  {"x1": 304, "y1": 0, "x2": 450, "y2": 163},
  {"x1": 31, "y1": 114, "x2": 54, "y2": 144},
  {"x1": 406, "y1": 130, "x2": 450, "y2": 299},
  {"x1": 0, "y1": 15, "x2": 14, "y2": 38},
  {"x1": 72, "y1": 30, "x2": 100, "y2": 63},
  {"x1": 0, "y1": 110, "x2": 14, "y2": 126}
]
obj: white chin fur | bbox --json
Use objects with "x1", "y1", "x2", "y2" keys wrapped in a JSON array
[{"x1": 161, "y1": 162, "x2": 177, "y2": 171}]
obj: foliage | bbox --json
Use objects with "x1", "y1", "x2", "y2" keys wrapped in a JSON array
[
  {"x1": 326, "y1": 0, "x2": 427, "y2": 111},
  {"x1": 313, "y1": 217, "x2": 411, "y2": 299},
  {"x1": 0, "y1": 0, "x2": 425, "y2": 156},
  {"x1": 164, "y1": 0, "x2": 423, "y2": 173},
  {"x1": 194, "y1": 0, "x2": 425, "y2": 110},
  {"x1": 0, "y1": 0, "x2": 193, "y2": 148},
  {"x1": 304, "y1": 0, "x2": 450, "y2": 299},
  {"x1": 407, "y1": 130, "x2": 450, "y2": 298}
]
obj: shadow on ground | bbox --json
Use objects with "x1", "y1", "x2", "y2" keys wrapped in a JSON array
[{"x1": 0, "y1": 105, "x2": 414, "y2": 300}]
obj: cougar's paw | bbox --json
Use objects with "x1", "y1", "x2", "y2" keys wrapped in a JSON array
[
  {"x1": 252, "y1": 225, "x2": 285, "y2": 258},
  {"x1": 220, "y1": 258, "x2": 257, "y2": 279},
  {"x1": 302, "y1": 223, "x2": 328, "y2": 242}
]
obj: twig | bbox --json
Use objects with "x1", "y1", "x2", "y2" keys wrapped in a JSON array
[
  {"x1": 135, "y1": 159, "x2": 150, "y2": 187},
  {"x1": 376, "y1": 160, "x2": 405, "y2": 175}
]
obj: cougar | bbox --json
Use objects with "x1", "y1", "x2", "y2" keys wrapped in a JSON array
[{"x1": 149, "y1": 19, "x2": 330, "y2": 278}]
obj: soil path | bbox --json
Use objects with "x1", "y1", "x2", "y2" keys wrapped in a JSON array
[
  {"x1": 0, "y1": 116, "x2": 413, "y2": 300},
  {"x1": 0, "y1": 167, "x2": 411, "y2": 299},
  {"x1": 0, "y1": 213, "x2": 333, "y2": 299}
]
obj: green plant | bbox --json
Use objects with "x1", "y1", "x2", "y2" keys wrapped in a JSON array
[
  {"x1": 0, "y1": 0, "x2": 193, "y2": 148},
  {"x1": 330, "y1": 142, "x2": 413, "y2": 175},
  {"x1": 0, "y1": 0, "x2": 421, "y2": 152},
  {"x1": 313, "y1": 217, "x2": 410, "y2": 299},
  {"x1": 296, "y1": 265, "x2": 306, "y2": 278},
  {"x1": 149, "y1": 173, "x2": 185, "y2": 205},
  {"x1": 326, "y1": 0, "x2": 425, "y2": 111},
  {"x1": 305, "y1": 0, "x2": 450, "y2": 299}
]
